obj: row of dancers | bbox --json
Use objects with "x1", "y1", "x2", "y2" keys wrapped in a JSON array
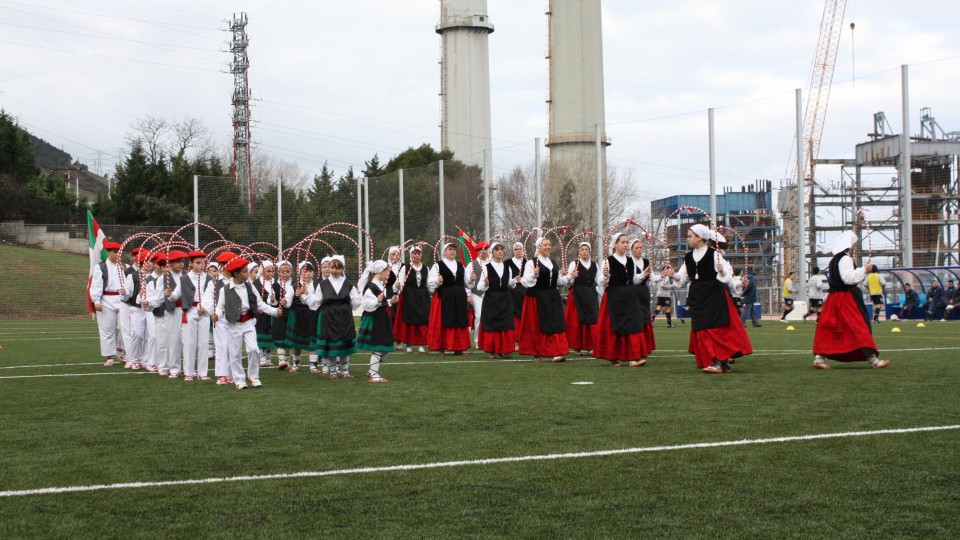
[{"x1": 88, "y1": 225, "x2": 889, "y2": 390}]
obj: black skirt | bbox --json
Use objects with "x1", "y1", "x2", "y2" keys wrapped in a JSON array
[
  {"x1": 481, "y1": 289, "x2": 515, "y2": 332},
  {"x1": 533, "y1": 288, "x2": 566, "y2": 334},
  {"x1": 439, "y1": 286, "x2": 469, "y2": 328},
  {"x1": 605, "y1": 284, "x2": 645, "y2": 335},
  {"x1": 687, "y1": 280, "x2": 731, "y2": 331},
  {"x1": 571, "y1": 285, "x2": 599, "y2": 325},
  {"x1": 402, "y1": 287, "x2": 431, "y2": 326}
]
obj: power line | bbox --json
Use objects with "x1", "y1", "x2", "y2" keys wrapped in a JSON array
[
  {"x1": 0, "y1": 0, "x2": 222, "y2": 32},
  {"x1": 0, "y1": 22, "x2": 224, "y2": 54},
  {"x1": 0, "y1": 40, "x2": 222, "y2": 72}
]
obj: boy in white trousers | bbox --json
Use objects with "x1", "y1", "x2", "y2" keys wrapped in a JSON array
[
  {"x1": 181, "y1": 250, "x2": 212, "y2": 381},
  {"x1": 90, "y1": 240, "x2": 124, "y2": 366},
  {"x1": 213, "y1": 257, "x2": 282, "y2": 390}
]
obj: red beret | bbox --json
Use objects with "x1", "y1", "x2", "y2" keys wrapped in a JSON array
[
  {"x1": 474, "y1": 241, "x2": 490, "y2": 250},
  {"x1": 215, "y1": 251, "x2": 238, "y2": 263},
  {"x1": 135, "y1": 252, "x2": 151, "y2": 264},
  {"x1": 103, "y1": 240, "x2": 121, "y2": 251},
  {"x1": 187, "y1": 250, "x2": 206, "y2": 260},
  {"x1": 224, "y1": 257, "x2": 249, "y2": 273},
  {"x1": 152, "y1": 252, "x2": 167, "y2": 263},
  {"x1": 167, "y1": 250, "x2": 189, "y2": 261},
  {"x1": 130, "y1": 247, "x2": 143, "y2": 255}
]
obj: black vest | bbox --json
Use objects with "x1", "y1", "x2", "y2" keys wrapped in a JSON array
[
  {"x1": 124, "y1": 267, "x2": 141, "y2": 307},
  {"x1": 224, "y1": 281, "x2": 260, "y2": 323},
  {"x1": 572, "y1": 260, "x2": 598, "y2": 287}
]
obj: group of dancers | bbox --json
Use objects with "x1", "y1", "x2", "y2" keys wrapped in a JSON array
[{"x1": 88, "y1": 224, "x2": 889, "y2": 391}]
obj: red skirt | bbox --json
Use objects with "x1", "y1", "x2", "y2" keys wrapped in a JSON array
[
  {"x1": 393, "y1": 294, "x2": 428, "y2": 345},
  {"x1": 518, "y1": 296, "x2": 570, "y2": 357},
  {"x1": 813, "y1": 290, "x2": 878, "y2": 361},
  {"x1": 564, "y1": 295, "x2": 596, "y2": 351},
  {"x1": 688, "y1": 294, "x2": 753, "y2": 368},
  {"x1": 427, "y1": 295, "x2": 470, "y2": 352},
  {"x1": 593, "y1": 292, "x2": 647, "y2": 361},
  {"x1": 643, "y1": 318, "x2": 657, "y2": 356},
  {"x1": 478, "y1": 328, "x2": 516, "y2": 355},
  {"x1": 513, "y1": 317, "x2": 523, "y2": 343}
]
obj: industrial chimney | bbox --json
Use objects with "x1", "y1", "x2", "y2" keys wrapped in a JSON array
[
  {"x1": 545, "y1": 0, "x2": 610, "y2": 230},
  {"x1": 436, "y1": 0, "x2": 494, "y2": 169}
]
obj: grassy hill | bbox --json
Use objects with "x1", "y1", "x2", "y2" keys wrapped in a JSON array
[{"x1": 28, "y1": 132, "x2": 110, "y2": 200}]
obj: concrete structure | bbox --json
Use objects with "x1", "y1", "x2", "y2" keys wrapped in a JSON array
[
  {"x1": 436, "y1": 0, "x2": 493, "y2": 169},
  {"x1": 545, "y1": 0, "x2": 610, "y2": 231}
]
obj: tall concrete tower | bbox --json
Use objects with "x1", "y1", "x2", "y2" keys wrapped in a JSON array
[
  {"x1": 546, "y1": 0, "x2": 610, "y2": 230},
  {"x1": 436, "y1": 0, "x2": 494, "y2": 169}
]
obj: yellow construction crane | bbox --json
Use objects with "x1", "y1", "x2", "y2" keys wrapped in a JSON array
[{"x1": 801, "y1": 0, "x2": 847, "y2": 192}]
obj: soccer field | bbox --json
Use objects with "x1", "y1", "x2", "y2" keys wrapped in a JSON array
[{"x1": 1, "y1": 320, "x2": 958, "y2": 538}]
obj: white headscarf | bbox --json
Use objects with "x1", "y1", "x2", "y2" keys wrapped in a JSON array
[
  {"x1": 609, "y1": 232, "x2": 627, "y2": 254},
  {"x1": 690, "y1": 224, "x2": 713, "y2": 242},
  {"x1": 297, "y1": 261, "x2": 315, "y2": 273},
  {"x1": 441, "y1": 242, "x2": 456, "y2": 260},
  {"x1": 367, "y1": 260, "x2": 389, "y2": 275},
  {"x1": 512, "y1": 241, "x2": 524, "y2": 253},
  {"x1": 320, "y1": 255, "x2": 332, "y2": 265},
  {"x1": 831, "y1": 231, "x2": 858, "y2": 255},
  {"x1": 332, "y1": 255, "x2": 345, "y2": 265},
  {"x1": 490, "y1": 241, "x2": 504, "y2": 253},
  {"x1": 246, "y1": 261, "x2": 260, "y2": 273},
  {"x1": 261, "y1": 260, "x2": 274, "y2": 270}
]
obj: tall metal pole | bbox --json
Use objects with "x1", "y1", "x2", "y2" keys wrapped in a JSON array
[
  {"x1": 399, "y1": 169, "x2": 405, "y2": 248},
  {"x1": 534, "y1": 138, "x2": 542, "y2": 230},
  {"x1": 795, "y1": 89, "x2": 807, "y2": 298},
  {"x1": 357, "y1": 175, "x2": 363, "y2": 262},
  {"x1": 595, "y1": 124, "x2": 603, "y2": 250},
  {"x1": 276, "y1": 174, "x2": 283, "y2": 253},
  {"x1": 364, "y1": 174, "x2": 370, "y2": 261},
  {"x1": 901, "y1": 64, "x2": 913, "y2": 267},
  {"x1": 708, "y1": 108, "x2": 717, "y2": 223},
  {"x1": 193, "y1": 174, "x2": 199, "y2": 247},
  {"x1": 483, "y1": 148, "x2": 491, "y2": 241},
  {"x1": 439, "y1": 160, "x2": 446, "y2": 239}
]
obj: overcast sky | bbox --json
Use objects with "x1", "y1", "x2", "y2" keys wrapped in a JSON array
[{"x1": 1, "y1": 0, "x2": 958, "y2": 207}]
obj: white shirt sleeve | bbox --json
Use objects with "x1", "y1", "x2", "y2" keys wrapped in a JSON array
[
  {"x1": 427, "y1": 263, "x2": 440, "y2": 294},
  {"x1": 520, "y1": 260, "x2": 538, "y2": 288},
  {"x1": 200, "y1": 281, "x2": 215, "y2": 313},
  {"x1": 394, "y1": 268, "x2": 406, "y2": 293},
  {"x1": 672, "y1": 262, "x2": 690, "y2": 288},
  {"x1": 90, "y1": 264, "x2": 104, "y2": 304},
  {"x1": 255, "y1": 289, "x2": 279, "y2": 317},
  {"x1": 350, "y1": 284, "x2": 362, "y2": 310},
  {"x1": 838, "y1": 256, "x2": 867, "y2": 285},
  {"x1": 305, "y1": 285, "x2": 323, "y2": 311},
  {"x1": 360, "y1": 287, "x2": 381, "y2": 312},
  {"x1": 121, "y1": 273, "x2": 135, "y2": 302},
  {"x1": 214, "y1": 284, "x2": 226, "y2": 320}
]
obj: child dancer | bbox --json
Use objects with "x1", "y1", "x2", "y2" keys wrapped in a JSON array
[
  {"x1": 254, "y1": 260, "x2": 277, "y2": 367},
  {"x1": 90, "y1": 240, "x2": 124, "y2": 366},
  {"x1": 310, "y1": 255, "x2": 361, "y2": 378},
  {"x1": 812, "y1": 231, "x2": 889, "y2": 369},
  {"x1": 272, "y1": 260, "x2": 295, "y2": 370},
  {"x1": 393, "y1": 245, "x2": 430, "y2": 353},
  {"x1": 121, "y1": 250, "x2": 150, "y2": 370},
  {"x1": 213, "y1": 257, "x2": 283, "y2": 389},
  {"x1": 203, "y1": 251, "x2": 237, "y2": 385},
  {"x1": 664, "y1": 225, "x2": 753, "y2": 373},
  {"x1": 358, "y1": 260, "x2": 398, "y2": 382},
  {"x1": 181, "y1": 250, "x2": 212, "y2": 381},
  {"x1": 285, "y1": 261, "x2": 318, "y2": 373},
  {"x1": 142, "y1": 252, "x2": 165, "y2": 372},
  {"x1": 594, "y1": 233, "x2": 650, "y2": 367},
  {"x1": 564, "y1": 242, "x2": 599, "y2": 355}
]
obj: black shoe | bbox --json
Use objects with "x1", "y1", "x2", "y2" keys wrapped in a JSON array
[
  {"x1": 753, "y1": 324, "x2": 762, "y2": 327},
  {"x1": 667, "y1": 324, "x2": 677, "y2": 328}
]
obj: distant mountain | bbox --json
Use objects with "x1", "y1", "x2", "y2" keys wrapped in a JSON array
[{"x1": 27, "y1": 133, "x2": 110, "y2": 199}]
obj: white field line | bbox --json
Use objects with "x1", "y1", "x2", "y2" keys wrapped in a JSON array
[
  {"x1": 1, "y1": 424, "x2": 957, "y2": 498},
  {"x1": 2, "y1": 346, "x2": 959, "y2": 377},
  {"x1": 0, "y1": 372, "x2": 155, "y2": 380},
  {"x1": 0, "y1": 337, "x2": 98, "y2": 342}
]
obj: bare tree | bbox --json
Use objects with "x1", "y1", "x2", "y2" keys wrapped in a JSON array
[
  {"x1": 172, "y1": 117, "x2": 212, "y2": 159},
  {"x1": 249, "y1": 149, "x2": 311, "y2": 198},
  {"x1": 127, "y1": 116, "x2": 170, "y2": 164}
]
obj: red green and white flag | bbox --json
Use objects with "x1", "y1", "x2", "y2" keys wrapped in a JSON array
[
  {"x1": 86, "y1": 210, "x2": 107, "y2": 312},
  {"x1": 456, "y1": 228, "x2": 478, "y2": 266}
]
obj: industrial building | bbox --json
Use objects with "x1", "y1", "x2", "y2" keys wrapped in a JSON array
[{"x1": 651, "y1": 181, "x2": 780, "y2": 313}]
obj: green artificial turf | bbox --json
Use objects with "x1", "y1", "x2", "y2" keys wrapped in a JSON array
[{"x1": 0, "y1": 320, "x2": 958, "y2": 538}]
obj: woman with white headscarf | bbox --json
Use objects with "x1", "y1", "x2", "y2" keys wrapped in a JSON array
[
  {"x1": 664, "y1": 224, "x2": 752, "y2": 373},
  {"x1": 519, "y1": 236, "x2": 571, "y2": 362},
  {"x1": 563, "y1": 241, "x2": 600, "y2": 354},
  {"x1": 476, "y1": 242, "x2": 517, "y2": 357},
  {"x1": 427, "y1": 242, "x2": 472, "y2": 355},
  {"x1": 393, "y1": 244, "x2": 430, "y2": 353},
  {"x1": 505, "y1": 241, "x2": 528, "y2": 348},
  {"x1": 811, "y1": 231, "x2": 888, "y2": 369},
  {"x1": 630, "y1": 237, "x2": 660, "y2": 357},
  {"x1": 594, "y1": 232, "x2": 651, "y2": 366},
  {"x1": 385, "y1": 246, "x2": 404, "y2": 325}
]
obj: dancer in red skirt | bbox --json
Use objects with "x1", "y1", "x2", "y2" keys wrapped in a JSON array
[
  {"x1": 519, "y1": 237, "x2": 571, "y2": 362},
  {"x1": 812, "y1": 231, "x2": 889, "y2": 369},
  {"x1": 476, "y1": 242, "x2": 517, "y2": 358},
  {"x1": 664, "y1": 224, "x2": 753, "y2": 373},
  {"x1": 564, "y1": 242, "x2": 599, "y2": 354},
  {"x1": 393, "y1": 245, "x2": 430, "y2": 353},
  {"x1": 630, "y1": 238, "x2": 659, "y2": 356},
  {"x1": 505, "y1": 241, "x2": 527, "y2": 350},
  {"x1": 427, "y1": 243, "x2": 471, "y2": 355},
  {"x1": 594, "y1": 233, "x2": 652, "y2": 366}
]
